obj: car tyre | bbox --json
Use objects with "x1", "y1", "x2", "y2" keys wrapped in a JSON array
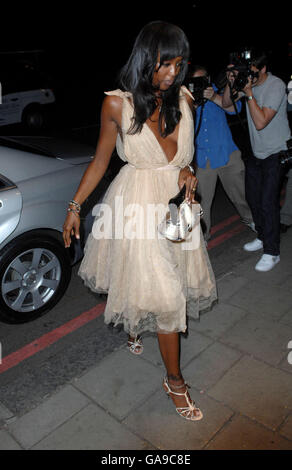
[
  {"x1": 0, "y1": 234, "x2": 71, "y2": 324},
  {"x1": 22, "y1": 105, "x2": 44, "y2": 129}
]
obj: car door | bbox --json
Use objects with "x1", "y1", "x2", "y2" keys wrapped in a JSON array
[
  {"x1": 0, "y1": 92, "x2": 22, "y2": 126},
  {"x1": 0, "y1": 175, "x2": 22, "y2": 245}
]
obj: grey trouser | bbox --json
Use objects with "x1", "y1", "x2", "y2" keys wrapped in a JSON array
[
  {"x1": 196, "y1": 150, "x2": 253, "y2": 238},
  {"x1": 281, "y1": 169, "x2": 292, "y2": 225}
]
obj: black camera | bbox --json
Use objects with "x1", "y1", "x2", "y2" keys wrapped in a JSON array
[
  {"x1": 227, "y1": 51, "x2": 258, "y2": 92},
  {"x1": 280, "y1": 139, "x2": 292, "y2": 168},
  {"x1": 215, "y1": 50, "x2": 259, "y2": 94},
  {"x1": 187, "y1": 75, "x2": 210, "y2": 107},
  {"x1": 228, "y1": 63, "x2": 259, "y2": 92}
]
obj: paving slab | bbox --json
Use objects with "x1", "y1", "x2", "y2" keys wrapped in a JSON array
[
  {"x1": 208, "y1": 355, "x2": 292, "y2": 430},
  {"x1": 279, "y1": 309, "x2": 292, "y2": 328},
  {"x1": 188, "y1": 302, "x2": 248, "y2": 339},
  {"x1": 277, "y1": 242, "x2": 292, "y2": 270},
  {"x1": 219, "y1": 313, "x2": 292, "y2": 366},
  {"x1": 0, "y1": 402, "x2": 14, "y2": 422},
  {"x1": 32, "y1": 403, "x2": 151, "y2": 450},
  {"x1": 0, "y1": 364, "x2": 71, "y2": 416},
  {"x1": 226, "y1": 280, "x2": 292, "y2": 320},
  {"x1": 216, "y1": 273, "x2": 250, "y2": 302},
  {"x1": 231, "y1": 255, "x2": 292, "y2": 287},
  {"x1": 124, "y1": 388, "x2": 233, "y2": 450},
  {"x1": 73, "y1": 348, "x2": 163, "y2": 421},
  {"x1": 139, "y1": 330, "x2": 213, "y2": 370},
  {"x1": 279, "y1": 414, "x2": 292, "y2": 441},
  {"x1": 280, "y1": 275, "x2": 292, "y2": 293},
  {"x1": 278, "y1": 352, "x2": 292, "y2": 375},
  {"x1": 183, "y1": 341, "x2": 242, "y2": 391},
  {"x1": 0, "y1": 429, "x2": 22, "y2": 450},
  {"x1": 205, "y1": 414, "x2": 292, "y2": 450},
  {"x1": 7, "y1": 385, "x2": 90, "y2": 449},
  {"x1": 180, "y1": 330, "x2": 214, "y2": 368}
]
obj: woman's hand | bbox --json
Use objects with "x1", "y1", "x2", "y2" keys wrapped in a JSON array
[
  {"x1": 178, "y1": 167, "x2": 198, "y2": 203},
  {"x1": 63, "y1": 211, "x2": 81, "y2": 248}
]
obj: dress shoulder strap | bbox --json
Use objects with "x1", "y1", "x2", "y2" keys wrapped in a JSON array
[
  {"x1": 180, "y1": 85, "x2": 194, "y2": 101},
  {"x1": 104, "y1": 89, "x2": 132, "y2": 99}
]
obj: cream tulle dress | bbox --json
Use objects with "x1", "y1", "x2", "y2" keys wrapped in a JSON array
[{"x1": 78, "y1": 87, "x2": 217, "y2": 335}]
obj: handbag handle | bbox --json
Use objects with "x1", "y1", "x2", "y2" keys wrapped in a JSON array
[
  {"x1": 168, "y1": 184, "x2": 186, "y2": 209},
  {"x1": 168, "y1": 185, "x2": 186, "y2": 225}
]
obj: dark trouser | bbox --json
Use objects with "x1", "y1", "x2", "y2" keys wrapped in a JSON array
[{"x1": 245, "y1": 153, "x2": 282, "y2": 256}]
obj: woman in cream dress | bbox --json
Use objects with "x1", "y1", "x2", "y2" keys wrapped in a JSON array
[{"x1": 63, "y1": 22, "x2": 217, "y2": 421}]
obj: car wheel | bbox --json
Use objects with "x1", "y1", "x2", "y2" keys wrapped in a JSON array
[
  {"x1": 0, "y1": 235, "x2": 71, "y2": 324},
  {"x1": 22, "y1": 105, "x2": 44, "y2": 129}
]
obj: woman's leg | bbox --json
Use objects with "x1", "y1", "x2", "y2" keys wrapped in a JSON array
[
  {"x1": 157, "y1": 332, "x2": 182, "y2": 383},
  {"x1": 157, "y1": 332, "x2": 201, "y2": 418}
]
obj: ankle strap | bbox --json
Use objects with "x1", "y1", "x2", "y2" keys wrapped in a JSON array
[{"x1": 166, "y1": 377, "x2": 189, "y2": 390}]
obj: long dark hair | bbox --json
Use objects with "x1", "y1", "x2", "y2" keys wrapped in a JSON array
[{"x1": 119, "y1": 21, "x2": 190, "y2": 137}]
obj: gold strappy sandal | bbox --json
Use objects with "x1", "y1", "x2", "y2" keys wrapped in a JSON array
[
  {"x1": 127, "y1": 336, "x2": 143, "y2": 355},
  {"x1": 163, "y1": 376, "x2": 203, "y2": 421}
]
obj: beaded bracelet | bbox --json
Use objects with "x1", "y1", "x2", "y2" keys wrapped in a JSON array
[
  {"x1": 187, "y1": 164, "x2": 195, "y2": 175},
  {"x1": 69, "y1": 199, "x2": 81, "y2": 212}
]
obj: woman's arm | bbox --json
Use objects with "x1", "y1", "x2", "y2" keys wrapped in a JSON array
[
  {"x1": 180, "y1": 92, "x2": 198, "y2": 202},
  {"x1": 63, "y1": 95, "x2": 122, "y2": 247}
]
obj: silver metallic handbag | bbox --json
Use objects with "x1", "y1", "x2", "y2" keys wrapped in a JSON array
[{"x1": 158, "y1": 185, "x2": 203, "y2": 242}]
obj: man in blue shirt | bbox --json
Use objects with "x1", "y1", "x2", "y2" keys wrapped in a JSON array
[{"x1": 191, "y1": 65, "x2": 254, "y2": 241}]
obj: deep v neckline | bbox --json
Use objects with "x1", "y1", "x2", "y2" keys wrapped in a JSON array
[
  {"x1": 124, "y1": 93, "x2": 182, "y2": 164},
  {"x1": 144, "y1": 118, "x2": 181, "y2": 164}
]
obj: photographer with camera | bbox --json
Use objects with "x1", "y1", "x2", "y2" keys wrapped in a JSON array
[
  {"x1": 189, "y1": 65, "x2": 254, "y2": 242},
  {"x1": 222, "y1": 51, "x2": 291, "y2": 271}
]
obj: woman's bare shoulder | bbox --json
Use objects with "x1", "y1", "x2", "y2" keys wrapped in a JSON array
[
  {"x1": 103, "y1": 93, "x2": 123, "y2": 110},
  {"x1": 102, "y1": 94, "x2": 123, "y2": 123}
]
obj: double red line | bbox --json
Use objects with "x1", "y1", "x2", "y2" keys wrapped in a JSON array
[
  {"x1": 0, "y1": 214, "x2": 249, "y2": 374},
  {"x1": 208, "y1": 214, "x2": 245, "y2": 249}
]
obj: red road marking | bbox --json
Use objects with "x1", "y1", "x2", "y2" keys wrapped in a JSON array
[
  {"x1": 0, "y1": 303, "x2": 106, "y2": 374},
  {"x1": 208, "y1": 222, "x2": 246, "y2": 250},
  {"x1": 210, "y1": 214, "x2": 240, "y2": 235}
]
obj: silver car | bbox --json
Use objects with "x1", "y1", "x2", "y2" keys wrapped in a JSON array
[{"x1": 0, "y1": 135, "x2": 117, "y2": 324}]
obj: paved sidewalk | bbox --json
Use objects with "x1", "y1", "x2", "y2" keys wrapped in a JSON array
[{"x1": 1, "y1": 230, "x2": 292, "y2": 450}]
